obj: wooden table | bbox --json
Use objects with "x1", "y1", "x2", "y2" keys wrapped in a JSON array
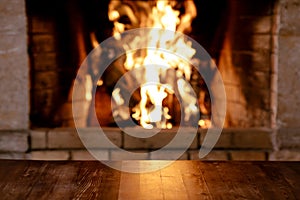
[{"x1": 0, "y1": 160, "x2": 299, "y2": 199}]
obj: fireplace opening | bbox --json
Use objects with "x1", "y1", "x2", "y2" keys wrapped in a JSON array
[
  {"x1": 27, "y1": 0, "x2": 113, "y2": 128},
  {"x1": 27, "y1": 0, "x2": 275, "y2": 129}
]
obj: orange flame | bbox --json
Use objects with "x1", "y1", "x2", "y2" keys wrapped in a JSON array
[{"x1": 109, "y1": 0, "x2": 206, "y2": 129}]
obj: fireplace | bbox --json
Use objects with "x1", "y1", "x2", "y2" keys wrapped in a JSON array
[
  {"x1": 27, "y1": 0, "x2": 213, "y2": 128},
  {"x1": 1, "y1": 0, "x2": 300, "y2": 161},
  {"x1": 27, "y1": 0, "x2": 275, "y2": 130}
]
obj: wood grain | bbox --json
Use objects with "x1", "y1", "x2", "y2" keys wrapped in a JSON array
[{"x1": 0, "y1": 160, "x2": 299, "y2": 200}]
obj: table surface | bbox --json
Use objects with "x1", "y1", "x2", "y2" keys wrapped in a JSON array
[{"x1": 0, "y1": 160, "x2": 299, "y2": 200}]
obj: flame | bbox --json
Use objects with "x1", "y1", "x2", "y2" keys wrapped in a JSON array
[
  {"x1": 112, "y1": 88, "x2": 124, "y2": 106},
  {"x1": 112, "y1": 87, "x2": 130, "y2": 121},
  {"x1": 85, "y1": 75, "x2": 93, "y2": 101},
  {"x1": 108, "y1": 0, "x2": 207, "y2": 129},
  {"x1": 198, "y1": 119, "x2": 211, "y2": 129}
]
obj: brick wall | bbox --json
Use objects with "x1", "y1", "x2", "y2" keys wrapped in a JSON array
[
  {"x1": 271, "y1": 0, "x2": 300, "y2": 160},
  {"x1": 0, "y1": 0, "x2": 29, "y2": 158},
  {"x1": 219, "y1": 0, "x2": 275, "y2": 127},
  {"x1": 21, "y1": 128, "x2": 272, "y2": 161},
  {"x1": 0, "y1": 0, "x2": 29, "y2": 129},
  {"x1": 27, "y1": 1, "x2": 89, "y2": 127}
]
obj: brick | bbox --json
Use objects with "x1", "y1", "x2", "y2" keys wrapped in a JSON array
[
  {"x1": 0, "y1": 0, "x2": 26, "y2": 15},
  {"x1": 0, "y1": 153, "x2": 29, "y2": 160},
  {"x1": 252, "y1": 71, "x2": 270, "y2": 89},
  {"x1": 31, "y1": 89, "x2": 65, "y2": 127},
  {"x1": 225, "y1": 102, "x2": 248, "y2": 127},
  {"x1": 277, "y1": 99, "x2": 300, "y2": 127},
  {"x1": 0, "y1": 49, "x2": 29, "y2": 130},
  {"x1": 232, "y1": 0, "x2": 273, "y2": 16},
  {"x1": 232, "y1": 53, "x2": 252, "y2": 69},
  {"x1": 241, "y1": 88, "x2": 270, "y2": 109},
  {"x1": 0, "y1": 33, "x2": 27, "y2": 53},
  {"x1": 260, "y1": 89, "x2": 271, "y2": 109},
  {"x1": 77, "y1": 127, "x2": 122, "y2": 148},
  {"x1": 189, "y1": 150, "x2": 228, "y2": 160},
  {"x1": 30, "y1": 17, "x2": 55, "y2": 34},
  {"x1": 31, "y1": 34, "x2": 56, "y2": 53},
  {"x1": 58, "y1": 102, "x2": 74, "y2": 120},
  {"x1": 200, "y1": 129, "x2": 231, "y2": 149},
  {"x1": 278, "y1": 36, "x2": 300, "y2": 127},
  {"x1": 71, "y1": 150, "x2": 109, "y2": 160},
  {"x1": 48, "y1": 128, "x2": 84, "y2": 149},
  {"x1": 30, "y1": 129, "x2": 47, "y2": 149},
  {"x1": 110, "y1": 150, "x2": 149, "y2": 160},
  {"x1": 237, "y1": 16, "x2": 271, "y2": 34},
  {"x1": 253, "y1": 35, "x2": 271, "y2": 51},
  {"x1": 30, "y1": 150, "x2": 69, "y2": 160},
  {"x1": 230, "y1": 151, "x2": 266, "y2": 161},
  {"x1": 269, "y1": 150, "x2": 300, "y2": 161},
  {"x1": 150, "y1": 150, "x2": 188, "y2": 160},
  {"x1": 245, "y1": 109, "x2": 270, "y2": 128},
  {"x1": 252, "y1": 51, "x2": 271, "y2": 72},
  {"x1": 280, "y1": 0, "x2": 300, "y2": 35},
  {"x1": 233, "y1": 34, "x2": 270, "y2": 52},
  {"x1": 0, "y1": 0, "x2": 26, "y2": 32},
  {"x1": 33, "y1": 71, "x2": 59, "y2": 90},
  {"x1": 254, "y1": 16, "x2": 272, "y2": 33},
  {"x1": 0, "y1": 131, "x2": 28, "y2": 152},
  {"x1": 224, "y1": 85, "x2": 240, "y2": 102},
  {"x1": 278, "y1": 36, "x2": 300, "y2": 88},
  {"x1": 277, "y1": 128, "x2": 300, "y2": 149},
  {"x1": 32, "y1": 89, "x2": 56, "y2": 111},
  {"x1": 123, "y1": 127, "x2": 198, "y2": 149},
  {"x1": 201, "y1": 128, "x2": 273, "y2": 150},
  {"x1": 32, "y1": 53, "x2": 58, "y2": 71},
  {"x1": 231, "y1": 128, "x2": 273, "y2": 149}
]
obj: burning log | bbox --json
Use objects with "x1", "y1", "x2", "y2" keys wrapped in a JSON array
[{"x1": 90, "y1": 0, "x2": 211, "y2": 129}]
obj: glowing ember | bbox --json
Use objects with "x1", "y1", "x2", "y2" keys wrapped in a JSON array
[{"x1": 109, "y1": 0, "x2": 210, "y2": 129}]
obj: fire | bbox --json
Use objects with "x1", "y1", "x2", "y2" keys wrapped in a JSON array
[
  {"x1": 198, "y1": 119, "x2": 211, "y2": 129},
  {"x1": 108, "y1": 0, "x2": 209, "y2": 129}
]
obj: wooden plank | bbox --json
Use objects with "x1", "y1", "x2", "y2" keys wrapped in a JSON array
[
  {"x1": 216, "y1": 162, "x2": 263, "y2": 199},
  {"x1": 256, "y1": 162, "x2": 298, "y2": 200},
  {"x1": 0, "y1": 160, "x2": 28, "y2": 194},
  {"x1": 0, "y1": 160, "x2": 45, "y2": 200},
  {"x1": 72, "y1": 161, "x2": 121, "y2": 200},
  {"x1": 118, "y1": 172, "x2": 141, "y2": 200},
  {"x1": 0, "y1": 160, "x2": 299, "y2": 200},
  {"x1": 26, "y1": 161, "x2": 86, "y2": 200},
  {"x1": 26, "y1": 161, "x2": 72, "y2": 199},
  {"x1": 98, "y1": 163, "x2": 121, "y2": 200},
  {"x1": 236, "y1": 162, "x2": 293, "y2": 199},
  {"x1": 197, "y1": 161, "x2": 235, "y2": 199},
  {"x1": 139, "y1": 170, "x2": 164, "y2": 200},
  {"x1": 285, "y1": 162, "x2": 300, "y2": 175},
  {"x1": 159, "y1": 161, "x2": 190, "y2": 200},
  {"x1": 117, "y1": 161, "x2": 142, "y2": 199},
  {"x1": 273, "y1": 162, "x2": 300, "y2": 198},
  {"x1": 0, "y1": 161, "x2": 122, "y2": 200},
  {"x1": 178, "y1": 161, "x2": 212, "y2": 199}
]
